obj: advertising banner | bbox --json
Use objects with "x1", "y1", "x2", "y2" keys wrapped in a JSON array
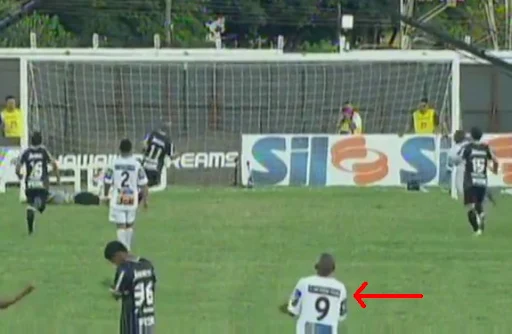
[
  {"x1": 241, "y1": 134, "x2": 512, "y2": 187},
  {"x1": 0, "y1": 149, "x2": 239, "y2": 188}
]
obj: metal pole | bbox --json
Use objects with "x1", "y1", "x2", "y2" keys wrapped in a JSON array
[
  {"x1": 506, "y1": 0, "x2": 510, "y2": 49},
  {"x1": 337, "y1": 2, "x2": 341, "y2": 53},
  {"x1": 165, "y1": 0, "x2": 172, "y2": 46}
]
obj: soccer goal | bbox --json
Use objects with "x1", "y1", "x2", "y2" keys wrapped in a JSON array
[{"x1": 7, "y1": 48, "x2": 462, "y2": 197}]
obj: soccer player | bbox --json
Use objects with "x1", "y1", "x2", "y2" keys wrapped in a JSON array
[
  {"x1": 104, "y1": 241, "x2": 156, "y2": 334},
  {"x1": 104, "y1": 139, "x2": 149, "y2": 250},
  {"x1": 462, "y1": 127, "x2": 498, "y2": 235},
  {"x1": 15, "y1": 131, "x2": 60, "y2": 235},
  {"x1": 448, "y1": 129, "x2": 468, "y2": 198},
  {"x1": 46, "y1": 189, "x2": 101, "y2": 205},
  {"x1": 141, "y1": 126, "x2": 175, "y2": 187},
  {"x1": 280, "y1": 253, "x2": 348, "y2": 334}
]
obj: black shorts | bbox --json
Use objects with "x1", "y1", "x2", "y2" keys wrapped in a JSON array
[
  {"x1": 145, "y1": 169, "x2": 161, "y2": 187},
  {"x1": 25, "y1": 188, "x2": 49, "y2": 213},
  {"x1": 463, "y1": 186, "x2": 486, "y2": 206}
]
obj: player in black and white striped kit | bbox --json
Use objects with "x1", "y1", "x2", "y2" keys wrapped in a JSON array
[
  {"x1": 104, "y1": 240, "x2": 156, "y2": 334},
  {"x1": 448, "y1": 130, "x2": 496, "y2": 205},
  {"x1": 141, "y1": 126, "x2": 175, "y2": 187},
  {"x1": 461, "y1": 127, "x2": 498, "y2": 235},
  {"x1": 15, "y1": 131, "x2": 60, "y2": 234}
]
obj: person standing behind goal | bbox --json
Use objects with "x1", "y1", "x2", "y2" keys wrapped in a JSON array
[
  {"x1": 141, "y1": 125, "x2": 176, "y2": 187},
  {"x1": 403, "y1": 98, "x2": 443, "y2": 135},
  {"x1": 104, "y1": 139, "x2": 149, "y2": 251}
]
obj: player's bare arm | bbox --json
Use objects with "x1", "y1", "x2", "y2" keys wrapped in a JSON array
[
  {"x1": 278, "y1": 302, "x2": 295, "y2": 317},
  {"x1": 141, "y1": 184, "x2": 149, "y2": 209},
  {"x1": 489, "y1": 148, "x2": 499, "y2": 174},
  {"x1": 47, "y1": 151, "x2": 61, "y2": 184},
  {"x1": 14, "y1": 155, "x2": 23, "y2": 180},
  {"x1": 103, "y1": 167, "x2": 113, "y2": 202},
  {"x1": 0, "y1": 284, "x2": 35, "y2": 310}
]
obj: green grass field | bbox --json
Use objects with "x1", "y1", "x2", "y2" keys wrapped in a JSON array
[{"x1": 0, "y1": 187, "x2": 511, "y2": 333}]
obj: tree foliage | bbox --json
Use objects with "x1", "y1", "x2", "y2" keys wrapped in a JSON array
[
  {"x1": 0, "y1": 12, "x2": 76, "y2": 47},
  {"x1": 0, "y1": 0, "x2": 505, "y2": 49}
]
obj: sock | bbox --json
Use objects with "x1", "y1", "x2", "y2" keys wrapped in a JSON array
[
  {"x1": 26, "y1": 208, "x2": 35, "y2": 234},
  {"x1": 126, "y1": 228, "x2": 134, "y2": 250},
  {"x1": 116, "y1": 229, "x2": 129, "y2": 249},
  {"x1": 467, "y1": 210, "x2": 479, "y2": 232},
  {"x1": 475, "y1": 203, "x2": 485, "y2": 231}
]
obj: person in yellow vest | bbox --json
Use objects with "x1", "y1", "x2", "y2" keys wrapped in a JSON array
[
  {"x1": 337, "y1": 101, "x2": 363, "y2": 135},
  {"x1": 405, "y1": 98, "x2": 440, "y2": 134},
  {"x1": 1, "y1": 96, "x2": 23, "y2": 144}
]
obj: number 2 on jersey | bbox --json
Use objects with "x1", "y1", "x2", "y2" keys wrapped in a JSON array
[
  {"x1": 315, "y1": 296, "x2": 330, "y2": 320},
  {"x1": 121, "y1": 171, "x2": 129, "y2": 187},
  {"x1": 134, "y1": 281, "x2": 154, "y2": 308}
]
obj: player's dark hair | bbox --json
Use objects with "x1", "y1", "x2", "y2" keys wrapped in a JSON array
[
  {"x1": 31, "y1": 131, "x2": 42, "y2": 146},
  {"x1": 104, "y1": 241, "x2": 128, "y2": 260},
  {"x1": 119, "y1": 139, "x2": 132, "y2": 154},
  {"x1": 5, "y1": 95, "x2": 14, "y2": 101},
  {"x1": 420, "y1": 98, "x2": 428, "y2": 103},
  {"x1": 315, "y1": 253, "x2": 336, "y2": 277},
  {"x1": 343, "y1": 100, "x2": 350, "y2": 105},
  {"x1": 470, "y1": 126, "x2": 483, "y2": 141},
  {"x1": 453, "y1": 130, "x2": 466, "y2": 144}
]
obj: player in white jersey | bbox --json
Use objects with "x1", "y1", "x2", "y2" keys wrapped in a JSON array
[
  {"x1": 103, "y1": 139, "x2": 149, "y2": 251},
  {"x1": 280, "y1": 253, "x2": 348, "y2": 334},
  {"x1": 448, "y1": 130, "x2": 468, "y2": 198}
]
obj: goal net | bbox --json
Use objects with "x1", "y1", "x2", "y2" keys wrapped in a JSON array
[{"x1": 24, "y1": 51, "x2": 456, "y2": 190}]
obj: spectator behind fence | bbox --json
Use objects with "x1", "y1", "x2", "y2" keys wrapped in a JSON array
[
  {"x1": 1, "y1": 95, "x2": 23, "y2": 145},
  {"x1": 337, "y1": 101, "x2": 363, "y2": 135},
  {"x1": 403, "y1": 98, "x2": 440, "y2": 135}
]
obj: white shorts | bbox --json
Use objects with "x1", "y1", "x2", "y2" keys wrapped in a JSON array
[
  {"x1": 109, "y1": 207, "x2": 137, "y2": 225},
  {"x1": 455, "y1": 167, "x2": 465, "y2": 198}
]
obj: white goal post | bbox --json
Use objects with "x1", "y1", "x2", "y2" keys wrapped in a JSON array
[{"x1": 0, "y1": 48, "x2": 463, "y2": 197}]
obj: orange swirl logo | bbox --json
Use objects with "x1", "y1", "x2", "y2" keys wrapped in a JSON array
[
  {"x1": 331, "y1": 136, "x2": 388, "y2": 185},
  {"x1": 487, "y1": 136, "x2": 512, "y2": 184}
]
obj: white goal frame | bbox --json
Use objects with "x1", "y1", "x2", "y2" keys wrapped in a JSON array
[{"x1": 0, "y1": 48, "x2": 461, "y2": 198}]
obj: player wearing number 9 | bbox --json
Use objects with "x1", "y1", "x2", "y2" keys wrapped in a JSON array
[
  {"x1": 104, "y1": 240, "x2": 157, "y2": 334},
  {"x1": 279, "y1": 253, "x2": 348, "y2": 334}
]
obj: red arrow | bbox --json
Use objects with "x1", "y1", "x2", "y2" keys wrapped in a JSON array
[{"x1": 353, "y1": 281, "x2": 423, "y2": 308}]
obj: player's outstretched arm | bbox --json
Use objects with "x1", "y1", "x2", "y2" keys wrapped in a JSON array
[
  {"x1": 51, "y1": 159, "x2": 60, "y2": 184},
  {"x1": 45, "y1": 149, "x2": 60, "y2": 184},
  {"x1": 0, "y1": 284, "x2": 35, "y2": 310},
  {"x1": 278, "y1": 302, "x2": 295, "y2": 317},
  {"x1": 141, "y1": 184, "x2": 149, "y2": 209},
  {"x1": 15, "y1": 150, "x2": 26, "y2": 180}
]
